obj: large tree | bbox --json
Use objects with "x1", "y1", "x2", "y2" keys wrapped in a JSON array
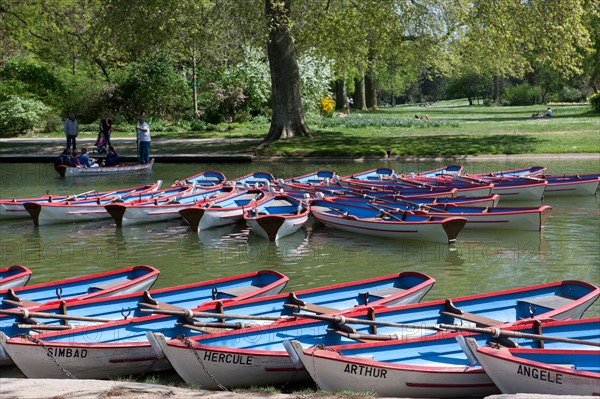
[{"x1": 262, "y1": 0, "x2": 310, "y2": 143}]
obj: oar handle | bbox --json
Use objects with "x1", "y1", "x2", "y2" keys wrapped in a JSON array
[
  {"x1": 299, "y1": 312, "x2": 443, "y2": 331},
  {"x1": 0, "y1": 308, "x2": 111, "y2": 323}
]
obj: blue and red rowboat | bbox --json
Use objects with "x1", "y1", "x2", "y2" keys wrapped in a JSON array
[
  {"x1": 470, "y1": 341, "x2": 600, "y2": 395},
  {"x1": 179, "y1": 189, "x2": 270, "y2": 231},
  {"x1": 538, "y1": 173, "x2": 600, "y2": 197},
  {"x1": 326, "y1": 197, "x2": 552, "y2": 231},
  {"x1": 0, "y1": 272, "x2": 435, "y2": 378},
  {"x1": 0, "y1": 266, "x2": 159, "y2": 309},
  {"x1": 0, "y1": 182, "x2": 162, "y2": 220},
  {"x1": 245, "y1": 194, "x2": 310, "y2": 240},
  {"x1": 0, "y1": 266, "x2": 32, "y2": 290},
  {"x1": 105, "y1": 185, "x2": 237, "y2": 226},
  {"x1": 230, "y1": 171, "x2": 276, "y2": 188},
  {"x1": 340, "y1": 167, "x2": 395, "y2": 182},
  {"x1": 148, "y1": 279, "x2": 599, "y2": 389},
  {"x1": 55, "y1": 158, "x2": 154, "y2": 177},
  {"x1": 173, "y1": 170, "x2": 226, "y2": 187},
  {"x1": 0, "y1": 269, "x2": 288, "y2": 338},
  {"x1": 471, "y1": 165, "x2": 547, "y2": 178},
  {"x1": 278, "y1": 170, "x2": 336, "y2": 188},
  {"x1": 414, "y1": 164, "x2": 463, "y2": 178},
  {"x1": 23, "y1": 184, "x2": 192, "y2": 226},
  {"x1": 310, "y1": 199, "x2": 468, "y2": 244},
  {"x1": 287, "y1": 317, "x2": 600, "y2": 398},
  {"x1": 448, "y1": 175, "x2": 547, "y2": 201}
]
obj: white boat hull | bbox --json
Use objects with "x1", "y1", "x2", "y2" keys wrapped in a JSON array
[
  {"x1": 28, "y1": 204, "x2": 111, "y2": 225},
  {"x1": 0, "y1": 203, "x2": 31, "y2": 219},
  {"x1": 151, "y1": 333, "x2": 308, "y2": 389},
  {"x1": 472, "y1": 345, "x2": 600, "y2": 395},
  {"x1": 311, "y1": 207, "x2": 465, "y2": 244},
  {"x1": 246, "y1": 213, "x2": 309, "y2": 241},
  {"x1": 491, "y1": 183, "x2": 546, "y2": 201},
  {"x1": 544, "y1": 179, "x2": 600, "y2": 197},
  {"x1": 453, "y1": 206, "x2": 552, "y2": 231},
  {"x1": 0, "y1": 335, "x2": 169, "y2": 379},
  {"x1": 289, "y1": 340, "x2": 497, "y2": 398}
]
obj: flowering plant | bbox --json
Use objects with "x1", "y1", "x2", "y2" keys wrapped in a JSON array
[{"x1": 319, "y1": 96, "x2": 334, "y2": 118}]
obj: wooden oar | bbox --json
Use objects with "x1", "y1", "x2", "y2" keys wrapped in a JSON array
[
  {"x1": 294, "y1": 313, "x2": 444, "y2": 331},
  {"x1": 63, "y1": 190, "x2": 97, "y2": 201},
  {"x1": 364, "y1": 202, "x2": 406, "y2": 222},
  {"x1": 139, "y1": 308, "x2": 291, "y2": 322},
  {"x1": 0, "y1": 308, "x2": 112, "y2": 323},
  {"x1": 437, "y1": 323, "x2": 600, "y2": 347}
]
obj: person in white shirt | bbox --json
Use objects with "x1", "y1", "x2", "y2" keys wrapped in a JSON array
[
  {"x1": 135, "y1": 115, "x2": 151, "y2": 164},
  {"x1": 545, "y1": 107, "x2": 553, "y2": 117}
]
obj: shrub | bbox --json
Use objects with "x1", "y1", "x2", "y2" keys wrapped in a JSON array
[
  {"x1": 189, "y1": 120, "x2": 206, "y2": 131},
  {"x1": 552, "y1": 87, "x2": 585, "y2": 103},
  {"x1": 42, "y1": 114, "x2": 63, "y2": 132},
  {"x1": 501, "y1": 84, "x2": 541, "y2": 105},
  {"x1": 590, "y1": 92, "x2": 600, "y2": 113},
  {"x1": 0, "y1": 95, "x2": 50, "y2": 135}
]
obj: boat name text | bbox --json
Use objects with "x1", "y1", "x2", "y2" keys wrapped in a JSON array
[
  {"x1": 46, "y1": 348, "x2": 88, "y2": 358},
  {"x1": 517, "y1": 365, "x2": 562, "y2": 384},
  {"x1": 204, "y1": 351, "x2": 253, "y2": 365},
  {"x1": 344, "y1": 363, "x2": 387, "y2": 378}
]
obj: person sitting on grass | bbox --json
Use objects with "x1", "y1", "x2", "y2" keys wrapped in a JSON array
[
  {"x1": 104, "y1": 146, "x2": 121, "y2": 167},
  {"x1": 545, "y1": 107, "x2": 553, "y2": 117}
]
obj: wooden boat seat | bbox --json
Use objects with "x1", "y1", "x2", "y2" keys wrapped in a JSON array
[
  {"x1": 137, "y1": 291, "x2": 188, "y2": 312},
  {"x1": 283, "y1": 292, "x2": 339, "y2": 314},
  {"x1": 440, "y1": 299, "x2": 503, "y2": 327},
  {"x1": 364, "y1": 287, "x2": 406, "y2": 299},
  {"x1": 3, "y1": 289, "x2": 41, "y2": 308},
  {"x1": 217, "y1": 285, "x2": 261, "y2": 298},
  {"x1": 517, "y1": 295, "x2": 573, "y2": 310},
  {"x1": 88, "y1": 279, "x2": 131, "y2": 292}
]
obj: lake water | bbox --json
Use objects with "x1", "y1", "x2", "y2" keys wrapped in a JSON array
[{"x1": 0, "y1": 159, "x2": 598, "y2": 318}]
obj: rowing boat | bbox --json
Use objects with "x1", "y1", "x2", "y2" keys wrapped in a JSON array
[
  {"x1": 229, "y1": 172, "x2": 276, "y2": 188},
  {"x1": 0, "y1": 269, "x2": 288, "y2": 369},
  {"x1": 173, "y1": 170, "x2": 226, "y2": 187},
  {"x1": 0, "y1": 265, "x2": 159, "y2": 309},
  {"x1": 105, "y1": 186, "x2": 237, "y2": 226},
  {"x1": 0, "y1": 183, "x2": 161, "y2": 220},
  {"x1": 287, "y1": 317, "x2": 600, "y2": 398},
  {"x1": 147, "y1": 280, "x2": 599, "y2": 389},
  {"x1": 245, "y1": 194, "x2": 310, "y2": 240},
  {"x1": 310, "y1": 199, "x2": 468, "y2": 244},
  {"x1": 0, "y1": 272, "x2": 434, "y2": 378},
  {"x1": 55, "y1": 158, "x2": 154, "y2": 177},
  {"x1": 179, "y1": 189, "x2": 270, "y2": 231},
  {"x1": 278, "y1": 170, "x2": 336, "y2": 189},
  {"x1": 23, "y1": 185, "x2": 192, "y2": 226},
  {"x1": 327, "y1": 197, "x2": 553, "y2": 231},
  {"x1": 540, "y1": 173, "x2": 600, "y2": 197},
  {"x1": 0, "y1": 266, "x2": 32, "y2": 290},
  {"x1": 469, "y1": 339, "x2": 600, "y2": 395},
  {"x1": 471, "y1": 165, "x2": 547, "y2": 178}
]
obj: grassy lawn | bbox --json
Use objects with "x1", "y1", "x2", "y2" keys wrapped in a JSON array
[{"x1": 3, "y1": 102, "x2": 598, "y2": 157}]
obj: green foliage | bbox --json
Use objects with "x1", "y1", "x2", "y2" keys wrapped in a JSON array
[
  {"x1": 117, "y1": 55, "x2": 190, "y2": 119},
  {"x1": 0, "y1": 95, "x2": 50, "y2": 135},
  {"x1": 0, "y1": 58, "x2": 65, "y2": 108},
  {"x1": 501, "y1": 84, "x2": 541, "y2": 106},
  {"x1": 189, "y1": 120, "x2": 207, "y2": 131},
  {"x1": 590, "y1": 92, "x2": 600, "y2": 113},
  {"x1": 62, "y1": 74, "x2": 105, "y2": 124},
  {"x1": 551, "y1": 87, "x2": 586, "y2": 103},
  {"x1": 297, "y1": 50, "x2": 333, "y2": 113}
]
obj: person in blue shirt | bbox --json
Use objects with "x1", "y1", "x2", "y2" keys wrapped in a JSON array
[{"x1": 78, "y1": 148, "x2": 98, "y2": 168}]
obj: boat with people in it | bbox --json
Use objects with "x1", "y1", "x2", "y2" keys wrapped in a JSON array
[{"x1": 55, "y1": 158, "x2": 155, "y2": 177}]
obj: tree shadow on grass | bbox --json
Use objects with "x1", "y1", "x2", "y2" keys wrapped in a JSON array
[{"x1": 269, "y1": 130, "x2": 546, "y2": 157}]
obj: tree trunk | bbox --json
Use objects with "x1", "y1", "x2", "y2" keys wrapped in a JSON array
[
  {"x1": 365, "y1": 73, "x2": 377, "y2": 110},
  {"x1": 334, "y1": 79, "x2": 347, "y2": 110},
  {"x1": 353, "y1": 75, "x2": 367, "y2": 111},
  {"x1": 192, "y1": 49, "x2": 199, "y2": 118},
  {"x1": 262, "y1": 0, "x2": 310, "y2": 144}
]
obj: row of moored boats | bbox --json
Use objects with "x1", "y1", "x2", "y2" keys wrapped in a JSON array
[
  {"x1": 0, "y1": 265, "x2": 598, "y2": 396},
  {"x1": 2, "y1": 165, "x2": 598, "y2": 244}
]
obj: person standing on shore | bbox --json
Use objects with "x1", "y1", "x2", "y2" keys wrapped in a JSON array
[
  {"x1": 135, "y1": 115, "x2": 151, "y2": 164},
  {"x1": 99, "y1": 114, "x2": 113, "y2": 146},
  {"x1": 64, "y1": 112, "x2": 78, "y2": 152}
]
